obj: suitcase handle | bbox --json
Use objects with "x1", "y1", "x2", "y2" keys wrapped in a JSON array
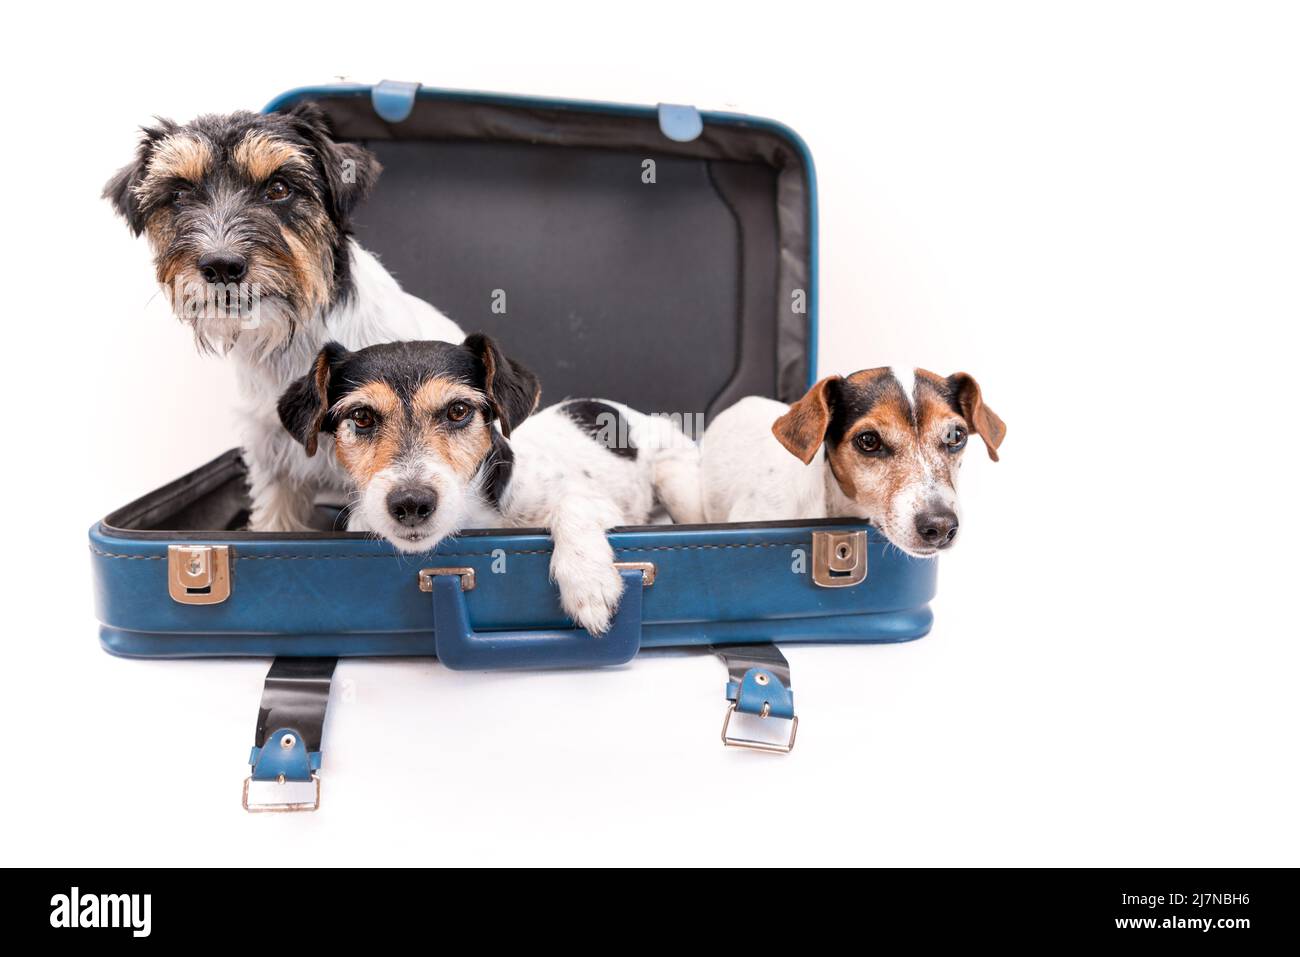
[{"x1": 425, "y1": 568, "x2": 646, "y2": 670}]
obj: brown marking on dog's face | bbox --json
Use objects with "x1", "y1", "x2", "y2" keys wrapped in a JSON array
[
  {"x1": 141, "y1": 133, "x2": 214, "y2": 189},
  {"x1": 329, "y1": 382, "x2": 404, "y2": 483},
  {"x1": 408, "y1": 378, "x2": 496, "y2": 481},
  {"x1": 328, "y1": 374, "x2": 497, "y2": 505},
  {"x1": 824, "y1": 369, "x2": 919, "y2": 508},
  {"x1": 136, "y1": 132, "x2": 216, "y2": 278},
  {"x1": 278, "y1": 227, "x2": 333, "y2": 319},
  {"x1": 233, "y1": 132, "x2": 312, "y2": 183},
  {"x1": 333, "y1": 371, "x2": 497, "y2": 551},
  {"x1": 776, "y1": 367, "x2": 1003, "y2": 556}
]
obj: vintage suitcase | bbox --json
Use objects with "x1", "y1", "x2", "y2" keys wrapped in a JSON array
[{"x1": 88, "y1": 81, "x2": 939, "y2": 799}]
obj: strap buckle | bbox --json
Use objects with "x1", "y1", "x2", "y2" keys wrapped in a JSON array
[
  {"x1": 243, "y1": 658, "x2": 336, "y2": 812},
  {"x1": 721, "y1": 704, "x2": 799, "y2": 754},
  {"x1": 242, "y1": 774, "x2": 322, "y2": 813},
  {"x1": 714, "y1": 645, "x2": 798, "y2": 754}
]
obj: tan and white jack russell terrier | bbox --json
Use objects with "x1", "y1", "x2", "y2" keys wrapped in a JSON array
[{"x1": 699, "y1": 368, "x2": 1005, "y2": 556}]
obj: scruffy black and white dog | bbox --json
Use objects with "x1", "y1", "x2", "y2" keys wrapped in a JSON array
[
  {"x1": 104, "y1": 104, "x2": 463, "y2": 531},
  {"x1": 277, "y1": 335, "x2": 701, "y2": 634}
]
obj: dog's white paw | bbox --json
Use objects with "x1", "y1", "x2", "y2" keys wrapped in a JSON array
[{"x1": 553, "y1": 555, "x2": 626, "y2": 637}]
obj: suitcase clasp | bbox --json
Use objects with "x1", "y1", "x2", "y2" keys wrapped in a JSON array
[
  {"x1": 168, "y1": 545, "x2": 231, "y2": 604},
  {"x1": 658, "y1": 103, "x2": 703, "y2": 142},
  {"x1": 811, "y1": 530, "x2": 867, "y2": 588},
  {"x1": 372, "y1": 79, "x2": 421, "y2": 123}
]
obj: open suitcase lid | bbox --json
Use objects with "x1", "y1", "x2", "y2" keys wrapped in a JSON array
[{"x1": 265, "y1": 80, "x2": 818, "y2": 418}]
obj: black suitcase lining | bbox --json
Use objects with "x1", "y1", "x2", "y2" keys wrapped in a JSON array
[{"x1": 313, "y1": 92, "x2": 813, "y2": 418}]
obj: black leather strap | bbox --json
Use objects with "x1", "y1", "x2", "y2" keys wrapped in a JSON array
[
  {"x1": 712, "y1": 643, "x2": 791, "y2": 687},
  {"x1": 253, "y1": 657, "x2": 338, "y2": 752}
]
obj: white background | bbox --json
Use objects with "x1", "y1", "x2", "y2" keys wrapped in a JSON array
[{"x1": 2, "y1": 1, "x2": 1296, "y2": 866}]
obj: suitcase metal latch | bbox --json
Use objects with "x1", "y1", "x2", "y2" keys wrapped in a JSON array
[
  {"x1": 811, "y1": 531, "x2": 867, "y2": 588},
  {"x1": 168, "y1": 545, "x2": 231, "y2": 605},
  {"x1": 419, "y1": 566, "x2": 477, "y2": 592}
]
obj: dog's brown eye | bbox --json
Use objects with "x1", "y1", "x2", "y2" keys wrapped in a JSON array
[
  {"x1": 855, "y1": 431, "x2": 882, "y2": 454},
  {"x1": 446, "y1": 401, "x2": 472, "y2": 423},
  {"x1": 944, "y1": 426, "x2": 968, "y2": 451},
  {"x1": 263, "y1": 179, "x2": 291, "y2": 203},
  {"x1": 348, "y1": 408, "x2": 376, "y2": 431}
]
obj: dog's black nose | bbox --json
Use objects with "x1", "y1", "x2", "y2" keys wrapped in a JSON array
[
  {"x1": 197, "y1": 252, "x2": 248, "y2": 284},
  {"x1": 916, "y1": 509, "x2": 959, "y2": 548},
  {"x1": 387, "y1": 488, "x2": 437, "y2": 528}
]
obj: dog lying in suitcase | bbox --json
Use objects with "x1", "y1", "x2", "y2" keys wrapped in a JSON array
[
  {"x1": 700, "y1": 368, "x2": 1005, "y2": 556},
  {"x1": 276, "y1": 335, "x2": 701, "y2": 634},
  {"x1": 104, "y1": 103, "x2": 1006, "y2": 636}
]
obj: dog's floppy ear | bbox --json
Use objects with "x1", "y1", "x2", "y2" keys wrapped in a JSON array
[
  {"x1": 772, "y1": 376, "x2": 841, "y2": 465},
  {"x1": 278, "y1": 342, "x2": 350, "y2": 456},
  {"x1": 947, "y1": 372, "x2": 1006, "y2": 462},
  {"x1": 282, "y1": 102, "x2": 382, "y2": 223},
  {"x1": 103, "y1": 120, "x2": 175, "y2": 235},
  {"x1": 463, "y1": 333, "x2": 541, "y2": 437}
]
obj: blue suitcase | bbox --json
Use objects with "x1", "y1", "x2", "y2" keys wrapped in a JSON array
[{"x1": 88, "y1": 81, "x2": 938, "y2": 804}]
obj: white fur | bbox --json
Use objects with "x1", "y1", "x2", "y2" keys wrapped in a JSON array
[
  {"x1": 349, "y1": 454, "x2": 495, "y2": 554},
  {"x1": 701, "y1": 396, "x2": 845, "y2": 525},
  {"x1": 890, "y1": 365, "x2": 917, "y2": 411},
  {"x1": 237, "y1": 239, "x2": 464, "y2": 531},
  {"x1": 504, "y1": 402, "x2": 699, "y2": 634}
]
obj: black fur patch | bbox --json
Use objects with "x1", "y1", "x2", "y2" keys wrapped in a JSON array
[
  {"x1": 320, "y1": 340, "x2": 482, "y2": 429},
  {"x1": 562, "y1": 400, "x2": 638, "y2": 460},
  {"x1": 478, "y1": 430, "x2": 516, "y2": 506},
  {"x1": 824, "y1": 374, "x2": 910, "y2": 446},
  {"x1": 463, "y1": 333, "x2": 541, "y2": 435},
  {"x1": 930, "y1": 376, "x2": 965, "y2": 418}
]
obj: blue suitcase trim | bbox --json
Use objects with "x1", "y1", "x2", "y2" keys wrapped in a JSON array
[{"x1": 90, "y1": 515, "x2": 936, "y2": 660}]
